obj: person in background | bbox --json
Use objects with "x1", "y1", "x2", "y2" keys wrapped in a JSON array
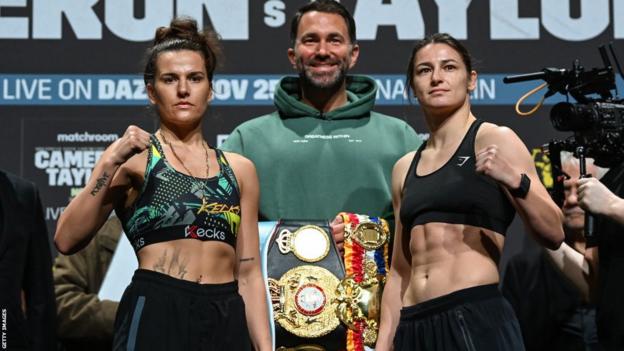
[
  {"x1": 547, "y1": 153, "x2": 624, "y2": 350},
  {"x1": 54, "y1": 214, "x2": 122, "y2": 351},
  {"x1": 503, "y1": 151, "x2": 605, "y2": 351},
  {"x1": 0, "y1": 169, "x2": 56, "y2": 351},
  {"x1": 222, "y1": 0, "x2": 420, "y2": 230},
  {"x1": 222, "y1": 1, "x2": 420, "y2": 348}
]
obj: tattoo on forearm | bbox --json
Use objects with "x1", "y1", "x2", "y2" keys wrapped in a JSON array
[
  {"x1": 152, "y1": 249, "x2": 168, "y2": 273},
  {"x1": 90, "y1": 172, "x2": 110, "y2": 196},
  {"x1": 239, "y1": 257, "x2": 255, "y2": 263}
]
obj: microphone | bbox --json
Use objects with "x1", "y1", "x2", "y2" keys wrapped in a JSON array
[{"x1": 503, "y1": 71, "x2": 547, "y2": 83}]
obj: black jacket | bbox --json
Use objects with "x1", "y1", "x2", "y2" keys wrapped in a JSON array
[
  {"x1": 594, "y1": 163, "x2": 624, "y2": 350},
  {"x1": 502, "y1": 248, "x2": 600, "y2": 351},
  {"x1": 0, "y1": 170, "x2": 56, "y2": 350}
]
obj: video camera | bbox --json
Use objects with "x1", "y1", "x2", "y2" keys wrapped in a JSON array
[
  {"x1": 504, "y1": 45, "x2": 624, "y2": 240},
  {"x1": 504, "y1": 44, "x2": 624, "y2": 169}
]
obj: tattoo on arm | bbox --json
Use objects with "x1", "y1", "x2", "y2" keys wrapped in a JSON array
[
  {"x1": 90, "y1": 171, "x2": 110, "y2": 196},
  {"x1": 239, "y1": 257, "x2": 255, "y2": 263},
  {"x1": 152, "y1": 249, "x2": 168, "y2": 273}
]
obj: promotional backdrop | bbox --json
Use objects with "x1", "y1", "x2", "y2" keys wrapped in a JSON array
[{"x1": 1, "y1": 0, "x2": 623, "y2": 263}]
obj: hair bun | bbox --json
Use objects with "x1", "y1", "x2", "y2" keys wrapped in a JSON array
[
  {"x1": 143, "y1": 16, "x2": 223, "y2": 86},
  {"x1": 153, "y1": 17, "x2": 200, "y2": 45}
]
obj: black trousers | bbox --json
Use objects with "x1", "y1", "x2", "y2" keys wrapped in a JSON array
[
  {"x1": 393, "y1": 284, "x2": 525, "y2": 351},
  {"x1": 113, "y1": 269, "x2": 251, "y2": 351}
]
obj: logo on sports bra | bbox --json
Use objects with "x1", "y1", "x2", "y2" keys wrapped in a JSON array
[
  {"x1": 197, "y1": 200, "x2": 241, "y2": 216},
  {"x1": 184, "y1": 225, "x2": 226, "y2": 241},
  {"x1": 457, "y1": 156, "x2": 471, "y2": 167},
  {"x1": 133, "y1": 237, "x2": 145, "y2": 250}
]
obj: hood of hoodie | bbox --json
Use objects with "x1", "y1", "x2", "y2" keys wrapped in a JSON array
[{"x1": 273, "y1": 75, "x2": 378, "y2": 120}]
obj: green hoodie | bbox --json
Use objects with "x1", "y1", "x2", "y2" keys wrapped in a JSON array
[{"x1": 222, "y1": 75, "x2": 421, "y2": 221}]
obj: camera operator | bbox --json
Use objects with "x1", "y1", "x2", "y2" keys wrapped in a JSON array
[
  {"x1": 503, "y1": 152, "x2": 605, "y2": 351},
  {"x1": 576, "y1": 160, "x2": 624, "y2": 350},
  {"x1": 550, "y1": 159, "x2": 624, "y2": 350},
  {"x1": 503, "y1": 42, "x2": 624, "y2": 350}
]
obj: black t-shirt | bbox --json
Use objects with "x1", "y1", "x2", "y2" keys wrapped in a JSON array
[{"x1": 594, "y1": 162, "x2": 624, "y2": 349}]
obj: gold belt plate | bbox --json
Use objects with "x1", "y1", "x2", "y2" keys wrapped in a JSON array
[
  {"x1": 269, "y1": 265, "x2": 341, "y2": 338},
  {"x1": 348, "y1": 222, "x2": 388, "y2": 250}
]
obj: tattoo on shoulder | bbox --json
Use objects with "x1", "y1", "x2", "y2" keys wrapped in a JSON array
[
  {"x1": 90, "y1": 171, "x2": 110, "y2": 196},
  {"x1": 239, "y1": 257, "x2": 255, "y2": 263}
]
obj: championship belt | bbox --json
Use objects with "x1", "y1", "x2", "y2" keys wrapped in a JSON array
[
  {"x1": 267, "y1": 220, "x2": 346, "y2": 350},
  {"x1": 336, "y1": 213, "x2": 390, "y2": 351}
]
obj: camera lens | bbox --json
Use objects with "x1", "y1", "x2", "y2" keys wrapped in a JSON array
[{"x1": 550, "y1": 102, "x2": 594, "y2": 131}]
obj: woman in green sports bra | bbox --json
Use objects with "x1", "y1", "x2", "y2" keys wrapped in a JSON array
[{"x1": 55, "y1": 17, "x2": 271, "y2": 351}]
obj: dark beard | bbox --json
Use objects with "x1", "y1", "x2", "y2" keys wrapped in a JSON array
[{"x1": 297, "y1": 58, "x2": 349, "y2": 90}]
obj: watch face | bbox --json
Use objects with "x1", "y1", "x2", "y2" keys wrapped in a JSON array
[
  {"x1": 291, "y1": 225, "x2": 330, "y2": 262},
  {"x1": 295, "y1": 283, "x2": 326, "y2": 316}
]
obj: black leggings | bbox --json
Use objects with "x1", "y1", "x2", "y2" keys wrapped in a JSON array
[
  {"x1": 393, "y1": 284, "x2": 525, "y2": 351},
  {"x1": 113, "y1": 269, "x2": 251, "y2": 351}
]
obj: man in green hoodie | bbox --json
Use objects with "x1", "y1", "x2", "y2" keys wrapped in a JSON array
[
  {"x1": 223, "y1": 1, "x2": 420, "y2": 348},
  {"x1": 223, "y1": 0, "x2": 420, "y2": 226}
]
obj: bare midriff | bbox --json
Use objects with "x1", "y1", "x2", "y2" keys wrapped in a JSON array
[
  {"x1": 137, "y1": 239, "x2": 236, "y2": 284},
  {"x1": 402, "y1": 222, "x2": 504, "y2": 306}
]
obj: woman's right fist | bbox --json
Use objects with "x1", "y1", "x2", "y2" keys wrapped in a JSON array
[{"x1": 108, "y1": 125, "x2": 152, "y2": 165}]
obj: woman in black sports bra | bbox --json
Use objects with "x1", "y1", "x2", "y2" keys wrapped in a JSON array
[
  {"x1": 55, "y1": 17, "x2": 271, "y2": 351},
  {"x1": 376, "y1": 33, "x2": 565, "y2": 351}
]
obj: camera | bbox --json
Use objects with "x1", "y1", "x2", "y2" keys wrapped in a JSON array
[
  {"x1": 504, "y1": 44, "x2": 624, "y2": 168},
  {"x1": 504, "y1": 44, "x2": 624, "y2": 223}
]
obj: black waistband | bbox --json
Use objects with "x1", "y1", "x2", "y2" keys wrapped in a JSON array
[
  {"x1": 400, "y1": 283, "x2": 500, "y2": 320},
  {"x1": 131, "y1": 269, "x2": 238, "y2": 296},
  {"x1": 130, "y1": 225, "x2": 236, "y2": 252}
]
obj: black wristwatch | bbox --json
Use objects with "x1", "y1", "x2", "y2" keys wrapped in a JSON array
[{"x1": 509, "y1": 173, "x2": 531, "y2": 199}]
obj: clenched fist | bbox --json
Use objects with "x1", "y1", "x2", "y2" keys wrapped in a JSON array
[
  {"x1": 108, "y1": 125, "x2": 152, "y2": 165},
  {"x1": 475, "y1": 144, "x2": 520, "y2": 189}
]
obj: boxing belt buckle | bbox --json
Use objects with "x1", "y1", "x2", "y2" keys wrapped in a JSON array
[
  {"x1": 337, "y1": 213, "x2": 390, "y2": 349},
  {"x1": 269, "y1": 265, "x2": 341, "y2": 338}
]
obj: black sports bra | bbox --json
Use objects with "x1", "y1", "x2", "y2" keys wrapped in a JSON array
[{"x1": 399, "y1": 119, "x2": 515, "y2": 235}]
